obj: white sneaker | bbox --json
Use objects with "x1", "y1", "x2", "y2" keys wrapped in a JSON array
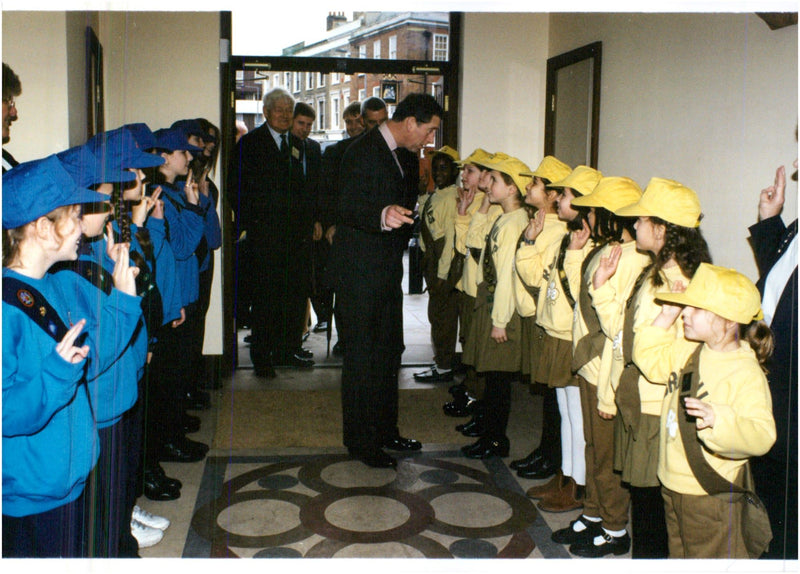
[
  {"x1": 133, "y1": 505, "x2": 171, "y2": 530},
  {"x1": 131, "y1": 518, "x2": 164, "y2": 548}
]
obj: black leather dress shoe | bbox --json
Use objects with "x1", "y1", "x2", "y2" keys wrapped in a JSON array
[
  {"x1": 184, "y1": 389, "x2": 210, "y2": 411},
  {"x1": 348, "y1": 448, "x2": 397, "y2": 469},
  {"x1": 313, "y1": 321, "x2": 328, "y2": 333},
  {"x1": 159, "y1": 438, "x2": 207, "y2": 463},
  {"x1": 254, "y1": 365, "x2": 277, "y2": 378},
  {"x1": 413, "y1": 366, "x2": 454, "y2": 383},
  {"x1": 149, "y1": 463, "x2": 182, "y2": 490},
  {"x1": 332, "y1": 342, "x2": 344, "y2": 356},
  {"x1": 570, "y1": 531, "x2": 631, "y2": 557},
  {"x1": 383, "y1": 436, "x2": 422, "y2": 452},
  {"x1": 517, "y1": 457, "x2": 559, "y2": 479},
  {"x1": 181, "y1": 413, "x2": 201, "y2": 434},
  {"x1": 274, "y1": 353, "x2": 314, "y2": 368},
  {"x1": 443, "y1": 396, "x2": 476, "y2": 417},
  {"x1": 143, "y1": 470, "x2": 180, "y2": 501},
  {"x1": 510, "y1": 449, "x2": 544, "y2": 471},
  {"x1": 456, "y1": 414, "x2": 486, "y2": 437},
  {"x1": 461, "y1": 436, "x2": 510, "y2": 459},
  {"x1": 296, "y1": 347, "x2": 313, "y2": 359}
]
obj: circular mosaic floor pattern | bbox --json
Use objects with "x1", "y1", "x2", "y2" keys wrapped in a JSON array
[{"x1": 191, "y1": 454, "x2": 538, "y2": 558}]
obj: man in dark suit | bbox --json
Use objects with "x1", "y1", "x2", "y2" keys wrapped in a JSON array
[
  {"x1": 314, "y1": 101, "x2": 366, "y2": 342},
  {"x1": 233, "y1": 87, "x2": 316, "y2": 377},
  {"x1": 2, "y1": 62, "x2": 21, "y2": 172},
  {"x1": 330, "y1": 93, "x2": 443, "y2": 468},
  {"x1": 748, "y1": 162, "x2": 798, "y2": 560}
]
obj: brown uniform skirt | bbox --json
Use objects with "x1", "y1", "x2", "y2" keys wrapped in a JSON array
[
  {"x1": 462, "y1": 285, "x2": 521, "y2": 373},
  {"x1": 614, "y1": 412, "x2": 660, "y2": 487},
  {"x1": 534, "y1": 331, "x2": 576, "y2": 387},
  {"x1": 521, "y1": 316, "x2": 545, "y2": 377}
]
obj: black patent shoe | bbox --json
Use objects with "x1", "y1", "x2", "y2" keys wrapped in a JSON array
[
  {"x1": 383, "y1": 436, "x2": 422, "y2": 452},
  {"x1": 461, "y1": 436, "x2": 510, "y2": 459},
  {"x1": 181, "y1": 413, "x2": 201, "y2": 434},
  {"x1": 274, "y1": 353, "x2": 315, "y2": 368},
  {"x1": 456, "y1": 414, "x2": 485, "y2": 437},
  {"x1": 570, "y1": 530, "x2": 630, "y2": 557},
  {"x1": 149, "y1": 463, "x2": 182, "y2": 490},
  {"x1": 510, "y1": 449, "x2": 544, "y2": 471},
  {"x1": 552, "y1": 516, "x2": 603, "y2": 545},
  {"x1": 413, "y1": 366, "x2": 454, "y2": 383},
  {"x1": 184, "y1": 389, "x2": 210, "y2": 411},
  {"x1": 517, "y1": 456, "x2": 558, "y2": 479},
  {"x1": 143, "y1": 471, "x2": 180, "y2": 501},
  {"x1": 443, "y1": 397, "x2": 476, "y2": 417},
  {"x1": 158, "y1": 437, "x2": 207, "y2": 463}
]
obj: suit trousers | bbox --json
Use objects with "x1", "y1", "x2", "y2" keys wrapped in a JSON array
[
  {"x1": 662, "y1": 486, "x2": 748, "y2": 558},
  {"x1": 579, "y1": 375, "x2": 630, "y2": 530},
  {"x1": 337, "y1": 278, "x2": 403, "y2": 451}
]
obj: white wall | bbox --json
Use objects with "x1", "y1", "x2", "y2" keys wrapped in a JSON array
[
  {"x1": 2, "y1": 11, "x2": 224, "y2": 354},
  {"x1": 547, "y1": 12, "x2": 798, "y2": 279},
  {"x1": 459, "y1": 13, "x2": 549, "y2": 171},
  {"x1": 2, "y1": 12, "x2": 72, "y2": 161}
]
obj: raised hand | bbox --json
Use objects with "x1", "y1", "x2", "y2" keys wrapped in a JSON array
[
  {"x1": 569, "y1": 218, "x2": 592, "y2": 250},
  {"x1": 593, "y1": 244, "x2": 622, "y2": 289},
  {"x1": 184, "y1": 169, "x2": 199, "y2": 205},
  {"x1": 524, "y1": 208, "x2": 546, "y2": 242},
  {"x1": 56, "y1": 319, "x2": 90, "y2": 364},
  {"x1": 457, "y1": 186, "x2": 476, "y2": 216},
  {"x1": 653, "y1": 280, "x2": 686, "y2": 328},
  {"x1": 111, "y1": 240, "x2": 139, "y2": 296},
  {"x1": 759, "y1": 165, "x2": 786, "y2": 221}
]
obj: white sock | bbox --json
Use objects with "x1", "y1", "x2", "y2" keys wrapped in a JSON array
[{"x1": 574, "y1": 515, "x2": 601, "y2": 532}]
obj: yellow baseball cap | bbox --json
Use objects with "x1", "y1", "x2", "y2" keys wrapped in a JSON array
[
  {"x1": 430, "y1": 145, "x2": 460, "y2": 163},
  {"x1": 549, "y1": 165, "x2": 603, "y2": 197},
  {"x1": 571, "y1": 176, "x2": 643, "y2": 214},
  {"x1": 483, "y1": 155, "x2": 533, "y2": 195},
  {"x1": 615, "y1": 177, "x2": 702, "y2": 228},
  {"x1": 521, "y1": 156, "x2": 572, "y2": 184},
  {"x1": 458, "y1": 148, "x2": 491, "y2": 168},
  {"x1": 473, "y1": 151, "x2": 511, "y2": 170},
  {"x1": 655, "y1": 263, "x2": 763, "y2": 324}
]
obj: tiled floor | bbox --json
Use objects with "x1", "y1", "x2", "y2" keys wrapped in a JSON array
[{"x1": 135, "y1": 263, "x2": 630, "y2": 561}]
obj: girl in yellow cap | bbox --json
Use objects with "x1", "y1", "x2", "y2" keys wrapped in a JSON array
[
  {"x1": 597, "y1": 177, "x2": 711, "y2": 558},
  {"x1": 460, "y1": 156, "x2": 531, "y2": 458},
  {"x1": 635, "y1": 263, "x2": 776, "y2": 558},
  {"x1": 447, "y1": 151, "x2": 504, "y2": 434},
  {"x1": 511, "y1": 156, "x2": 571, "y2": 480}
]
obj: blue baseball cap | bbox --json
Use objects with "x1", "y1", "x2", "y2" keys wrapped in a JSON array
[
  {"x1": 121, "y1": 123, "x2": 157, "y2": 151},
  {"x1": 170, "y1": 119, "x2": 207, "y2": 141},
  {"x1": 3, "y1": 155, "x2": 110, "y2": 229},
  {"x1": 153, "y1": 128, "x2": 203, "y2": 153},
  {"x1": 86, "y1": 127, "x2": 165, "y2": 171},
  {"x1": 56, "y1": 144, "x2": 136, "y2": 188}
]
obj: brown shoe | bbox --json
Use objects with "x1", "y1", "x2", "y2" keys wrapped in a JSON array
[
  {"x1": 537, "y1": 475, "x2": 584, "y2": 513},
  {"x1": 526, "y1": 469, "x2": 563, "y2": 500}
]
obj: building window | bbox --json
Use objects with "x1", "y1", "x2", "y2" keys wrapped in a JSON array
[
  {"x1": 318, "y1": 73, "x2": 326, "y2": 87},
  {"x1": 317, "y1": 99, "x2": 326, "y2": 130},
  {"x1": 342, "y1": 89, "x2": 350, "y2": 108},
  {"x1": 332, "y1": 72, "x2": 341, "y2": 85},
  {"x1": 332, "y1": 94, "x2": 340, "y2": 128},
  {"x1": 358, "y1": 88, "x2": 366, "y2": 101},
  {"x1": 273, "y1": 73, "x2": 280, "y2": 87},
  {"x1": 293, "y1": 72, "x2": 301, "y2": 93},
  {"x1": 387, "y1": 104, "x2": 396, "y2": 118},
  {"x1": 388, "y1": 36, "x2": 397, "y2": 59},
  {"x1": 373, "y1": 39, "x2": 381, "y2": 59},
  {"x1": 284, "y1": 72, "x2": 291, "y2": 88},
  {"x1": 359, "y1": 44, "x2": 366, "y2": 59},
  {"x1": 372, "y1": 86, "x2": 380, "y2": 98},
  {"x1": 433, "y1": 34, "x2": 448, "y2": 61},
  {"x1": 307, "y1": 72, "x2": 315, "y2": 90}
]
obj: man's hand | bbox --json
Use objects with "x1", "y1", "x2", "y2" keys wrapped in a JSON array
[
  {"x1": 383, "y1": 205, "x2": 414, "y2": 229},
  {"x1": 759, "y1": 165, "x2": 786, "y2": 221}
]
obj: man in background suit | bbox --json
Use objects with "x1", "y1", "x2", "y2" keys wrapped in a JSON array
[
  {"x1": 233, "y1": 87, "x2": 315, "y2": 377},
  {"x1": 748, "y1": 161, "x2": 798, "y2": 560},
  {"x1": 331, "y1": 93, "x2": 443, "y2": 468},
  {"x1": 2, "y1": 62, "x2": 21, "y2": 172}
]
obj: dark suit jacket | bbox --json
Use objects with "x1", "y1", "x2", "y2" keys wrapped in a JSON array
[
  {"x1": 232, "y1": 123, "x2": 314, "y2": 281},
  {"x1": 330, "y1": 126, "x2": 418, "y2": 297},
  {"x1": 317, "y1": 136, "x2": 358, "y2": 230},
  {"x1": 302, "y1": 137, "x2": 322, "y2": 215},
  {"x1": 748, "y1": 215, "x2": 798, "y2": 465}
]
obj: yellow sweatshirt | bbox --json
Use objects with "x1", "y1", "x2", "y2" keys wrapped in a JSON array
[
  {"x1": 620, "y1": 264, "x2": 689, "y2": 416},
  {"x1": 514, "y1": 214, "x2": 567, "y2": 319},
  {"x1": 455, "y1": 201, "x2": 502, "y2": 296},
  {"x1": 478, "y1": 207, "x2": 530, "y2": 329},
  {"x1": 428, "y1": 185, "x2": 458, "y2": 280},
  {"x1": 635, "y1": 326, "x2": 776, "y2": 495},
  {"x1": 590, "y1": 241, "x2": 652, "y2": 415}
]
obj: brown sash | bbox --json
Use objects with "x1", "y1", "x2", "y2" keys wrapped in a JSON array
[{"x1": 570, "y1": 244, "x2": 606, "y2": 373}]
